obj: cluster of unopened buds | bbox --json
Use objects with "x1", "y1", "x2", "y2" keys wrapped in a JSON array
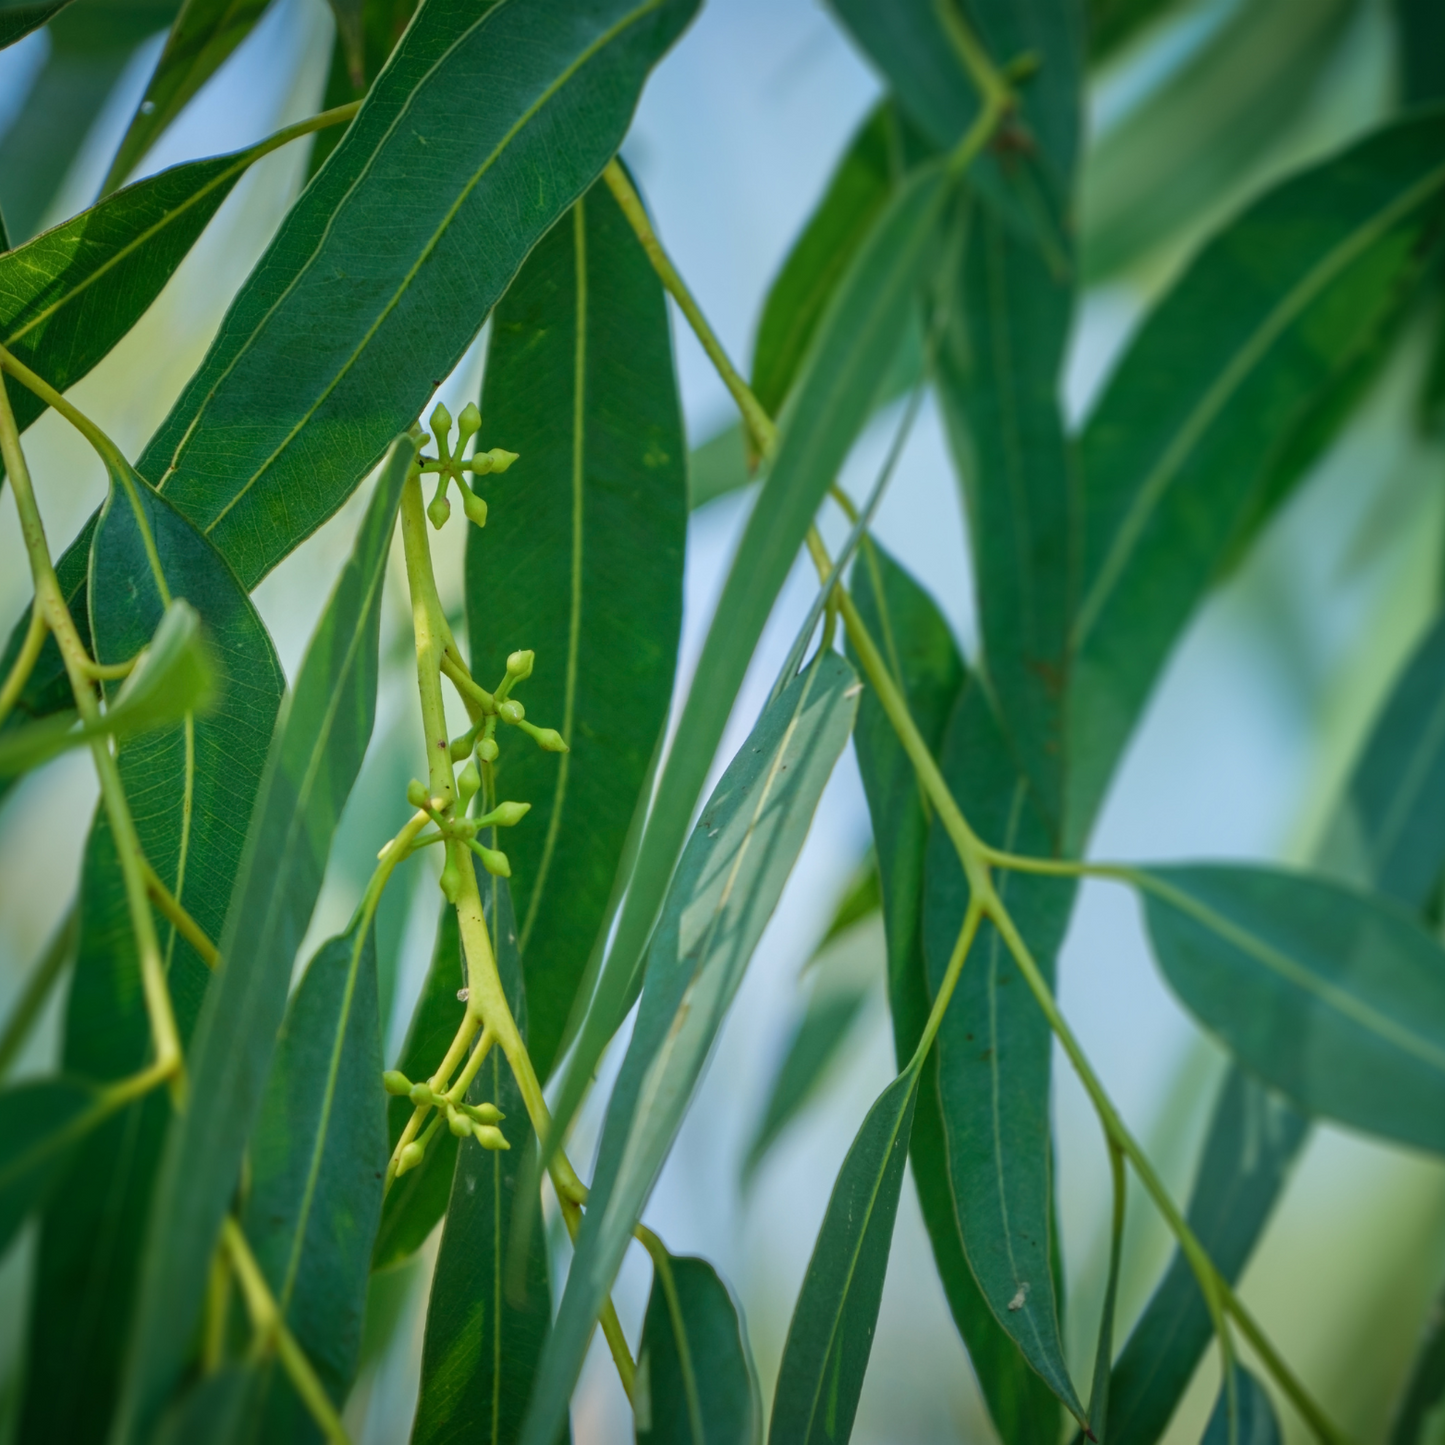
[
  {"x1": 382, "y1": 1069, "x2": 508, "y2": 1165},
  {"x1": 416, "y1": 400, "x2": 517, "y2": 530}
]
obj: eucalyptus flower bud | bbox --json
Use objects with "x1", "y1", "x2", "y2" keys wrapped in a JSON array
[
  {"x1": 429, "y1": 401, "x2": 453, "y2": 443},
  {"x1": 409, "y1": 1082, "x2": 437, "y2": 1106},
  {"x1": 427, "y1": 490, "x2": 451, "y2": 530},
  {"x1": 475, "y1": 843, "x2": 510, "y2": 878},
  {"x1": 382, "y1": 1070, "x2": 412, "y2": 1096},
  {"x1": 476, "y1": 736, "x2": 499, "y2": 764},
  {"x1": 498, "y1": 699, "x2": 525, "y2": 725},
  {"x1": 440, "y1": 847, "x2": 463, "y2": 902},
  {"x1": 462, "y1": 489, "x2": 488, "y2": 528},
  {"x1": 506, "y1": 649, "x2": 534, "y2": 680},
  {"x1": 462, "y1": 1101, "x2": 503, "y2": 1125},
  {"x1": 532, "y1": 727, "x2": 567, "y2": 753},
  {"x1": 447, "y1": 1105, "x2": 471, "y2": 1138},
  {"x1": 457, "y1": 760, "x2": 481, "y2": 805},
  {"x1": 397, "y1": 1141, "x2": 425, "y2": 1174},
  {"x1": 473, "y1": 1124, "x2": 509, "y2": 1151},
  {"x1": 479, "y1": 800, "x2": 530, "y2": 829},
  {"x1": 407, "y1": 779, "x2": 430, "y2": 809},
  {"x1": 485, "y1": 448, "x2": 519, "y2": 473},
  {"x1": 457, "y1": 401, "x2": 481, "y2": 442}
]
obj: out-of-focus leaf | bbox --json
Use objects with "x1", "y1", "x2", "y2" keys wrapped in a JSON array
[
  {"x1": 103, "y1": 0, "x2": 275, "y2": 191},
  {"x1": 813, "y1": 855, "x2": 880, "y2": 956},
  {"x1": 1202, "y1": 1366, "x2": 1282, "y2": 1445},
  {"x1": 1070, "y1": 114, "x2": 1445, "y2": 848},
  {"x1": 467, "y1": 174, "x2": 686, "y2": 1081},
  {"x1": 1392, "y1": 1282, "x2": 1445, "y2": 1444},
  {"x1": 751, "y1": 101, "x2": 895, "y2": 420},
  {"x1": 372, "y1": 899, "x2": 466, "y2": 1270},
  {"x1": 549, "y1": 162, "x2": 950, "y2": 1178},
  {"x1": 412, "y1": 877, "x2": 549, "y2": 1445},
  {"x1": 0, "y1": 1078, "x2": 95, "y2": 1255},
  {"x1": 1137, "y1": 864, "x2": 1445, "y2": 1155},
  {"x1": 150, "y1": 1366, "x2": 264, "y2": 1445},
  {"x1": 21, "y1": 468, "x2": 281, "y2": 1445},
  {"x1": 111, "y1": 439, "x2": 413, "y2": 1445},
  {"x1": 768, "y1": 1067, "x2": 916, "y2": 1445},
  {"x1": 0, "y1": 907, "x2": 76, "y2": 1080},
  {"x1": 924, "y1": 680, "x2": 1081, "y2": 1420},
  {"x1": 0, "y1": 0, "x2": 75, "y2": 49},
  {"x1": 137, "y1": 0, "x2": 699, "y2": 592},
  {"x1": 1105, "y1": 1069, "x2": 1306, "y2": 1445},
  {"x1": 742, "y1": 987, "x2": 868, "y2": 1189},
  {"x1": 1394, "y1": 0, "x2": 1445, "y2": 109},
  {"x1": 636, "y1": 1246, "x2": 758, "y2": 1445},
  {"x1": 1082, "y1": 0, "x2": 1355, "y2": 277},
  {"x1": 849, "y1": 543, "x2": 1056, "y2": 1439},
  {"x1": 242, "y1": 918, "x2": 387, "y2": 1437},
  {"x1": 1086, "y1": 0, "x2": 1177, "y2": 61},
  {"x1": 524, "y1": 652, "x2": 859, "y2": 1445},
  {"x1": 688, "y1": 421, "x2": 749, "y2": 510},
  {"x1": 1086, "y1": 1155, "x2": 1125, "y2": 1439}
]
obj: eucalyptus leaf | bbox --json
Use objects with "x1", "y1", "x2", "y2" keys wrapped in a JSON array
[
  {"x1": 849, "y1": 543, "x2": 1056, "y2": 1439},
  {"x1": 467, "y1": 173, "x2": 686, "y2": 1081},
  {"x1": 767, "y1": 1067, "x2": 917, "y2": 1445},
  {"x1": 0, "y1": 0, "x2": 75, "y2": 49},
  {"x1": 636, "y1": 1247, "x2": 758, "y2": 1445},
  {"x1": 0, "y1": 1077, "x2": 95, "y2": 1255},
  {"x1": 1138, "y1": 864, "x2": 1445, "y2": 1155},
  {"x1": 21, "y1": 468, "x2": 282, "y2": 1445},
  {"x1": 150, "y1": 1366, "x2": 265, "y2": 1445},
  {"x1": 1086, "y1": 0, "x2": 1176, "y2": 61},
  {"x1": 242, "y1": 917, "x2": 387, "y2": 1437},
  {"x1": 1396, "y1": 0, "x2": 1445, "y2": 108},
  {"x1": 411, "y1": 877, "x2": 549, "y2": 1445},
  {"x1": 1202, "y1": 1366, "x2": 1282, "y2": 1445},
  {"x1": 1071, "y1": 113, "x2": 1445, "y2": 846},
  {"x1": 138, "y1": 0, "x2": 700, "y2": 591},
  {"x1": 111, "y1": 438, "x2": 414, "y2": 1445},
  {"x1": 523, "y1": 651, "x2": 859, "y2": 1445},
  {"x1": 1392, "y1": 1280, "x2": 1445, "y2": 1445}
]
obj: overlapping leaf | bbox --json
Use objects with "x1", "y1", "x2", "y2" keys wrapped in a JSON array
[
  {"x1": 467, "y1": 174, "x2": 686, "y2": 1080},
  {"x1": 0, "y1": 1077, "x2": 95, "y2": 1253},
  {"x1": 523, "y1": 651, "x2": 859, "y2": 1445},
  {"x1": 1202, "y1": 1366, "x2": 1282, "y2": 1445},
  {"x1": 111, "y1": 438, "x2": 413, "y2": 1445}
]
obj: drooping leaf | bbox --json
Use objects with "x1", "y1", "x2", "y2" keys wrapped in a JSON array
[
  {"x1": 742, "y1": 986, "x2": 868, "y2": 1189},
  {"x1": 0, "y1": 0, "x2": 75, "y2": 49},
  {"x1": 636, "y1": 1246, "x2": 758, "y2": 1445},
  {"x1": 103, "y1": 0, "x2": 276, "y2": 192},
  {"x1": 1137, "y1": 864, "x2": 1445, "y2": 1155},
  {"x1": 924, "y1": 679, "x2": 1082, "y2": 1420},
  {"x1": 0, "y1": 1077, "x2": 95, "y2": 1255},
  {"x1": 242, "y1": 917, "x2": 388, "y2": 1438},
  {"x1": 768, "y1": 1067, "x2": 917, "y2": 1445},
  {"x1": 466, "y1": 174, "x2": 686, "y2": 1081},
  {"x1": 1070, "y1": 113, "x2": 1445, "y2": 846},
  {"x1": 1392, "y1": 1280, "x2": 1445, "y2": 1444},
  {"x1": 110, "y1": 438, "x2": 414, "y2": 1445},
  {"x1": 849, "y1": 543, "x2": 1056, "y2": 1439},
  {"x1": 549, "y1": 161, "x2": 951, "y2": 1175},
  {"x1": 21, "y1": 468, "x2": 282, "y2": 1445},
  {"x1": 1202, "y1": 1366, "x2": 1282, "y2": 1445},
  {"x1": 1104, "y1": 1069, "x2": 1306, "y2": 1445},
  {"x1": 372, "y1": 899, "x2": 466, "y2": 1271},
  {"x1": 136, "y1": 0, "x2": 700, "y2": 592},
  {"x1": 523, "y1": 651, "x2": 860, "y2": 1445},
  {"x1": 412, "y1": 877, "x2": 553, "y2": 1445}
]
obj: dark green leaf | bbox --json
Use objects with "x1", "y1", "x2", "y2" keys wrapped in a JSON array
[
  {"x1": 150, "y1": 1366, "x2": 264, "y2": 1445},
  {"x1": 1397, "y1": 0, "x2": 1445, "y2": 107},
  {"x1": 0, "y1": 906, "x2": 76, "y2": 1081},
  {"x1": 103, "y1": 0, "x2": 275, "y2": 191},
  {"x1": 1202, "y1": 1366, "x2": 1281, "y2": 1445},
  {"x1": 1086, "y1": 0, "x2": 1176, "y2": 61},
  {"x1": 0, "y1": 0, "x2": 75, "y2": 49},
  {"x1": 741, "y1": 987, "x2": 868, "y2": 1189},
  {"x1": 242, "y1": 917, "x2": 387, "y2": 1437},
  {"x1": 412, "y1": 877, "x2": 554, "y2": 1445},
  {"x1": 21, "y1": 466, "x2": 283, "y2": 1445},
  {"x1": 767, "y1": 1067, "x2": 917, "y2": 1445},
  {"x1": 110, "y1": 438, "x2": 413, "y2": 1445},
  {"x1": 751, "y1": 102, "x2": 895, "y2": 420},
  {"x1": 636, "y1": 1247, "x2": 759, "y2": 1445},
  {"x1": 1070, "y1": 113, "x2": 1445, "y2": 846},
  {"x1": 924, "y1": 679, "x2": 1081, "y2": 1419},
  {"x1": 1392, "y1": 1280, "x2": 1445, "y2": 1444},
  {"x1": 524, "y1": 652, "x2": 860, "y2": 1445},
  {"x1": 466, "y1": 174, "x2": 686, "y2": 1080},
  {"x1": 549, "y1": 162, "x2": 951, "y2": 1180},
  {"x1": 1086, "y1": 1154, "x2": 1125, "y2": 1439},
  {"x1": 372, "y1": 900, "x2": 466, "y2": 1271},
  {"x1": 849, "y1": 543, "x2": 1056, "y2": 1440},
  {"x1": 137, "y1": 0, "x2": 699, "y2": 591},
  {"x1": 0, "y1": 1077, "x2": 95, "y2": 1255},
  {"x1": 1104, "y1": 1069, "x2": 1305, "y2": 1445},
  {"x1": 1137, "y1": 864, "x2": 1445, "y2": 1155}
]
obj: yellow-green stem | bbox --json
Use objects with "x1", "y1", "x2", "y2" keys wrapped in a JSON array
[
  {"x1": 142, "y1": 858, "x2": 219, "y2": 970},
  {"x1": 0, "y1": 604, "x2": 46, "y2": 728}
]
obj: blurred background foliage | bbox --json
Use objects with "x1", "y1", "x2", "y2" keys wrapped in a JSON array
[{"x1": 0, "y1": 0, "x2": 1442, "y2": 1439}]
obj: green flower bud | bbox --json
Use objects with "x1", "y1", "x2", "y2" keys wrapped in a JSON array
[
  {"x1": 409, "y1": 1081, "x2": 436, "y2": 1106},
  {"x1": 447, "y1": 1105, "x2": 471, "y2": 1138},
  {"x1": 533, "y1": 727, "x2": 567, "y2": 753},
  {"x1": 462, "y1": 489, "x2": 488, "y2": 528},
  {"x1": 467, "y1": 452, "x2": 492, "y2": 476},
  {"x1": 440, "y1": 847, "x2": 462, "y2": 902},
  {"x1": 457, "y1": 401, "x2": 481, "y2": 441},
  {"x1": 498, "y1": 699, "x2": 525, "y2": 725},
  {"x1": 429, "y1": 401, "x2": 453, "y2": 444},
  {"x1": 475, "y1": 843, "x2": 510, "y2": 878},
  {"x1": 449, "y1": 733, "x2": 474, "y2": 761},
  {"x1": 382, "y1": 1070, "x2": 412, "y2": 1096},
  {"x1": 478, "y1": 800, "x2": 530, "y2": 829},
  {"x1": 427, "y1": 490, "x2": 451, "y2": 530},
  {"x1": 473, "y1": 1124, "x2": 509, "y2": 1151},
  {"x1": 486, "y1": 448, "x2": 519, "y2": 473},
  {"x1": 462, "y1": 1101, "x2": 503, "y2": 1125},
  {"x1": 397, "y1": 1141, "x2": 425, "y2": 1175},
  {"x1": 407, "y1": 779, "x2": 430, "y2": 809},
  {"x1": 476, "y1": 736, "x2": 499, "y2": 764},
  {"x1": 451, "y1": 817, "x2": 479, "y2": 841},
  {"x1": 506, "y1": 649, "x2": 534, "y2": 679},
  {"x1": 457, "y1": 760, "x2": 481, "y2": 805}
]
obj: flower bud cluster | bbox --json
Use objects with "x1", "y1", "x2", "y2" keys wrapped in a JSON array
[
  {"x1": 383, "y1": 1070, "x2": 510, "y2": 1167},
  {"x1": 415, "y1": 400, "x2": 518, "y2": 532}
]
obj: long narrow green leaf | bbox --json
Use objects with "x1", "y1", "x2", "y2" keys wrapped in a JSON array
[
  {"x1": 768, "y1": 1067, "x2": 917, "y2": 1445},
  {"x1": 1392, "y1": 1280, "x2": 1445, "y2": 1444},
  {"x1": 137, "y1": 0, "x2": 698, "y2": 592},
  {"x1": 111, "y1": 437, "x2": 414, "y2": 1445},
  {"x1": 151, "y1": 1367, "x2": 264, "y2": 1445},
  {"x1": 242, "y1": 918, "x2": 387, "y2": 1437},
  {"x1": 849, "y1": 543, "x2": 1056, "y2": 1439},
  {"x1": 0, "y1": 1078, "x2": 95, "y2": 1254},
  {"x1": 1070, "y1": 112, "x2": 1445, "y2": 846},
  {"x1": 924, "y1": 679, "x2": 1082, "y2": 1420},
  {"x1": 0, "y1": 0, "x2": 75, "y2": 49},
  {"x1": 1202, "y1": 1366, "x2": 1282, "y2": 1445},
  {"x1": 467, "y1": 173, "x2": 686, "y2": 1081},
  {"x1": 1138, "y1": 864, "x2": 1445, "y2": 1155},
  {"x1": 549, "y1": 162, "x2": 951, "y2": 1180},
  {"x1": 413, "y1": 877, "x2": 551, "y2": 1444},
  {"x1": 22, "y1": 470, "x2": 282, "y2": 1445},
  {"x1": 523, "y1": 651, "x2": 859, "y2": 1445},
  {"x1": 636, "y1": 1247, "x2": 758, "y2": 1445},
  {"x1": 103, "y1": 0, "x2": 275, "y2": 191}
]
